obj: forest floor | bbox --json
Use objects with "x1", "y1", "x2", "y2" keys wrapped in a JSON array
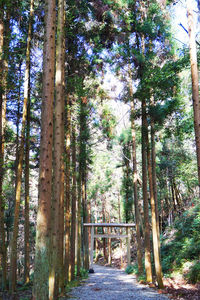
[{"x1": 66, "y1": 264, "x2": 170, "y2": 300}]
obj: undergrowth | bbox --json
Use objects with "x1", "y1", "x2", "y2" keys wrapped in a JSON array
[
  {"x1": 125, "y1": 264, "x2": 146, "y2": 282},
  {"x1": 161, "y1": 202, "x2": 200, "y2": 283}
]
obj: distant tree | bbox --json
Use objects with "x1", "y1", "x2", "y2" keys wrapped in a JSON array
[
  {"x1": 9, "y1": 0, "x2": 34, "y2": 291},
  {"x1": 119, "y1": 129, "x2": 134, "y2": 223}
]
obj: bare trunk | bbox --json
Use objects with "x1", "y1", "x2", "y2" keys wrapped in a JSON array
[
  {"x1": 146, "y1": 124, "x2": 164, "y2": 289},
  {"x1": 77, "y1": 173, "x2": 82, "y2": 276},
  {"x1": 142, "y1": 98, "x2": 153, "y2": 283},
  {"x1": 82, "y1": 175, "x2": 89, "y2": 270},
  {"x1": 24, "y1": 0, "x2": 34, "y2": 284},
  {"x1": 150, "y1": 103, "x2": 161, "y2": 258},
  {"x1": 102, "y1": 197, "x2": 107, "y2": 262},
  {"x1": 187, "y1": 0, "x2": 200, "y2": 196},
  {"x1": 33, "y1": 0, "x2": 56, "y2": 298},
  {"x1": 0, "y1": 3, "x2": 7, "y2": 289},
  {"x1": 70, "y1": 123, "x2": 77, "y2": 281},
  {"x1": 24, "y1": 70, "x2": 30, "y2": 285},
  {"x1": 65, "y1": 95, "x2": 71, "y2": 283},
  {"x1": 129, "y1": 66, "x2": 143, "y2": 274},
  {"x1": 49, "y1": 0, "x2": 65, "y2": 297}
]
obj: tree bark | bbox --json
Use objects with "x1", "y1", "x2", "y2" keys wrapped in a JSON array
[
  {"x1": 146, "y1": 122, "x2": 164, "y2": 288},
  {"x1": 77, "y1": 172, "x2": 82, "y2": 276},
  {"x1": 49, "y1": 0, "x2": 65, "y2": 297},
  {"x1": 24, "y1": 0, "x2": 34, "y2": 284},
  {"x1": 187, "y1": 0, "x2": 200, "y2": 197},
  {"x1": 129, "y1": 66, "x2": 143, "y2": 275},
  {"x1": 70, "y1": 122, "x2": 77, "y2": 281},
  {"x1": 65, "y1": 95, "x2": 71, "y2": 283},
  {"x1": 33, "y1": 0, "x2": 56, "y2": 298},
  {"x1": 0, "y1": 2, "x2": 7, "y2": 289},
  {"x1": 150, "y1": 98, "x2": 161, "y2": 258},
  {"x1": 142, "y1": 98, "x2": 153, "y2": 283}
]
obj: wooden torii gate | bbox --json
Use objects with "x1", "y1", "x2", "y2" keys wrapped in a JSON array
[{"x1": 84, "y1": 223, "x2": 135, "y2": 270}]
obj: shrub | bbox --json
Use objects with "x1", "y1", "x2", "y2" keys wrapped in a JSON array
[
  {"x1": 187, "y1": 261, "x2": 200, "y2": 284},
  {"x1": 161, "y1": 203, "x2": 200, "y2": 280},
  {"x1": 125, "y1": 265, "x2": 136, "y2": 274}
]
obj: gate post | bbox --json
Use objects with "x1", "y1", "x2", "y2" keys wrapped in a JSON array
[
  {"x1": 90, "y1": 225, "x2": 94, "y2": 270},
  {"x1": 126, "y1": 227, "x2": 131, "y2": 265}
]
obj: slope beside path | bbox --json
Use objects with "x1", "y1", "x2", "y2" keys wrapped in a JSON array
[{"x1": 68, "y1": 264, "x2": 170, "y2": 300}]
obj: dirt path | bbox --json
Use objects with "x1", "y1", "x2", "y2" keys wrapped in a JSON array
[{"x1": 69, "y1": 265, "x2": 170, "y2": 300}]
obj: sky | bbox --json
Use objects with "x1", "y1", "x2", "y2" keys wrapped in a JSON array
[{"x1": 170, "y1": 0, "x2": 199, "y2": 46}]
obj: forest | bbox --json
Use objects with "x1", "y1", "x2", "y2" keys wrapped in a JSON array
[{"x1": 0, "y1": 0, "x2": 200, "y2": 299}]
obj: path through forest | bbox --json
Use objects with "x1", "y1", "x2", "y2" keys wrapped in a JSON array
[{"x1": 68, "y1": 265, "x2": 170, "y2": 300}]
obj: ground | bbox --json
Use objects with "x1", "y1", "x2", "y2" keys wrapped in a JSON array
[{"x1": 67, "y1": 264, "x2": 169, "y2": 300}]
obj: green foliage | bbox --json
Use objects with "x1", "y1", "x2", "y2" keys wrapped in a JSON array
[
  {"x1": 119, "y1": 128, "x2": 133, "y2": 222},
  {"x1": 100, "y1": 105, "x2": 117, "y2": 148},
  {"x1": 80, "y1": 268, "x2": 89, "y2": 279},
  {"x1": 125, "y1": 264, "x2": 136, "y2": 274},
  {"x1": 125, "y1": 263, "x2": 146, "y2": 282},
  {"x1": 187, "y1": 261, "x2": 200, "y2": 284},
  {"x1": 161, "y1": 203, "x2": 200, "y2": 283}
]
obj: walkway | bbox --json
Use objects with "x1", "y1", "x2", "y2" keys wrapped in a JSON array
[{"x1": 69, "y1": 265, "x2": 170, "y2": 300}]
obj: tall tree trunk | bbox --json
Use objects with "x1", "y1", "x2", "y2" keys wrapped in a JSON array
[
  {"x1": 150, "y1": 98, "x2": 161, "y2": 260},
  {"x1": 82, "y1": 174, "x2": 89, "y2": 270},
  {"x1": 65, "y1": 95, "x2": 71, "y2": 283},
  {"x1": 80, "y1": 101, "x2": 89, "y2": 271},
  {"x1": 49, "y1": 0, "x2": 65, "y2": 297},
  {"x1": 187, "y1": 0, "x2": 200, "y2": 196},
  {"x1": 102, "y1": 196, "x2": 107, "y2": 262},
  {"x1": 33, "y1": 0, "x2": 56, "y2": 298},
  {"x1": 10, "y1": 0, "x2": 34, "y2": 291},
  {"x1": 70, "y1": 123, "x2": 77, "y2": 281},
  {"x1": 77, "y1": 172, "x2": 82, "y2": 276},
  {"x1": 118, "y1": 193, "x2": 123, "y2": 266},
  {"x1": 142, "y1": 98, "x2": 153, "y2": 283},
  {"x1": 146, "y1": 122, "x2": 164, "y2": 289},
  {"x1": 57, "y1": 6, "x2": 65, "y2": 289},
  {"x1": 15, "y1": 63, "x2": 22, "y2": 193},
  {"x1": 129, "y1": 67, "x2": 143, "y2": 274},
  {"x1": 0, "y1": 2, "x2": 7, "y2": 289},
  {"x1": 24, "y1": 84, "x2": 30, "y2": 284},
  {"x1": 24, "y1": 0, "x2": 34, "y2": 284},
  {"x1": 59, "y1": 157, "x2": 65, "y2": 292}
]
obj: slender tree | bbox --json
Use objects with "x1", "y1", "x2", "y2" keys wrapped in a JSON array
[
  {"x1": 0, "y1": 0, "x2": 7, "y2": 289},
  {"x1": 65, "y1": 95, "x2": 71, "y2": 283},
  {"x1": 70, "y1": 120, "x2": 77, "y2": 281},
  {"x1": 141, "y1": 96, "x2": 153, "y2": 283},
  {"x1": 9, "y1": 0, "x2": 34, "y2": 291},
  {"x1": 129, "y1": 70, "x2": 143, "y2": 274},
  {"x1": 187, "y1": 0, "x2": 200, "y2": 196},
  {"x1": 24, "y1": 0, "x2": 34, "y2": 284},
  {"x1": 146, "y1": 119, "x2": 164, "y2": 288}
]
